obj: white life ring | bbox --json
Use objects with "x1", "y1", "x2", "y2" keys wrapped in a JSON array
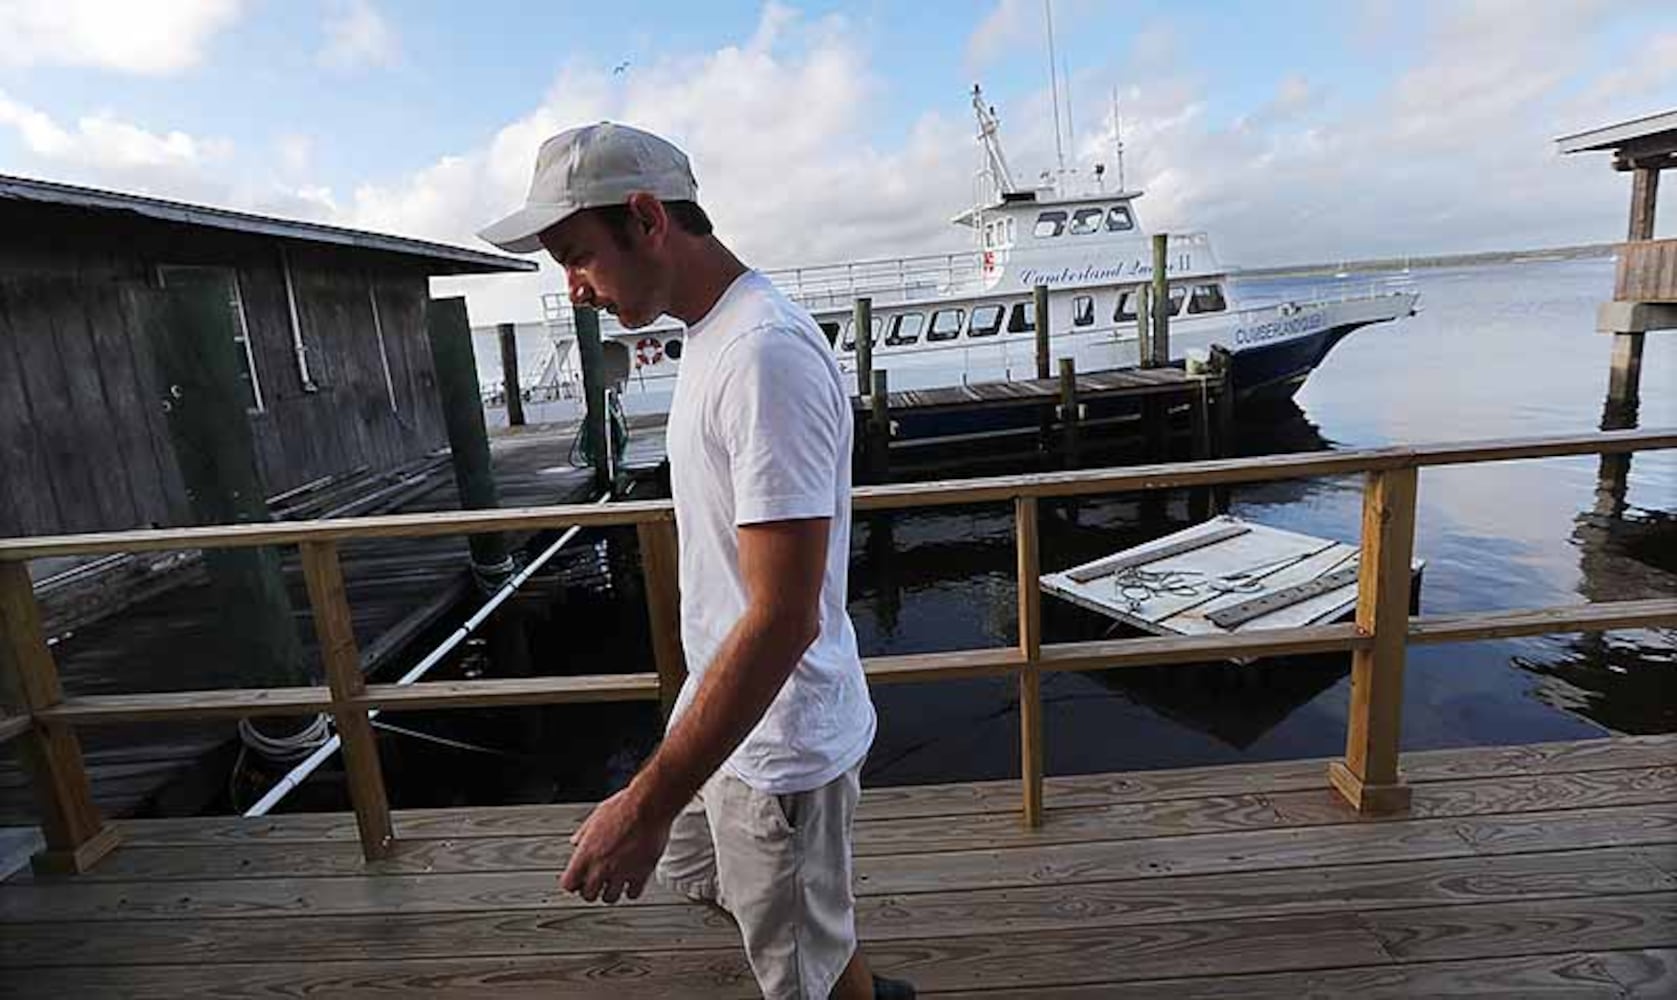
[{"x1": 635, "y1": 336, "x2": 663, "y2": 368}]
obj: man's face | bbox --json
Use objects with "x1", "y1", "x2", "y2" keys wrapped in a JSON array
[{"x1": 539, "y1": 205, "x2": 667, "y2": 329}]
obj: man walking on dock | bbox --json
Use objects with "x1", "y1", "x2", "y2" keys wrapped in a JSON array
[{"x1": 481, "y1": 123, "x2": 911, "y2": 1000}]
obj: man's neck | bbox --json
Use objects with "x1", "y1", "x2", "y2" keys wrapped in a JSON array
[{"x1": 666, "y1": 237, "x2": 749, "y2": 326}]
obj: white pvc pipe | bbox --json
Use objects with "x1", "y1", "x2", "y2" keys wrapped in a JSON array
[{"x1": 245, "y1": 494, "x2": 609, "y2": 817}]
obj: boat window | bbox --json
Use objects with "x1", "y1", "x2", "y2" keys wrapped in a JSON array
[
  {"x1": 841, "y1": 317, "x2": 882, "y2": 351},
  {"x1": 1187, "y1": 283, "x2": 1227, "y2": 314},
  {"x1": 1114, "y1": 289, "x2": 1138, "y2": 322},
  {"x1": 927, "y1": 307, "x2": 965, "y2": 342},
  {"x1": 969, "y1": 304, "x2": 1004, "y2": 337},
  {"x1": 983, "y1": 224, "x2": 995, "y2": 249},
  {"x1": 1167, "y1": 285, "x2": 1187, "y2": 316},
  {"x1": 665, "y1": 338, "x2": 684, "y2": 360},
  {"x1": 1007, "y1": 301, "x2": 1035, "y2": 333},
  {"x1": 1034, "y1": 211, "x2": 1067, "y2": 238},
  {"x1": 1069, "y1": 207, "x2": 1104, "y2": 235},
  {"x1": 1105, "y1": 205, "x2": 1135, "y2": 231},
  {"x1": 1006, "y1": 218, "x2": 1017, "y2": 244},
  {"x1": 1072, "y1": 295, "x2": 1095, "y2": 327},
  {"x1": 818, "y1": 321, "x2": 840, "y2": 347},
  {"x1": 887, "y1": 312, "x2": 925, "y2": 346}
]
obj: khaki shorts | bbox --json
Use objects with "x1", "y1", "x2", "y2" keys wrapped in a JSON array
[{"x1": 656, "y1": 762, "x2": 863, "y2": 1000}]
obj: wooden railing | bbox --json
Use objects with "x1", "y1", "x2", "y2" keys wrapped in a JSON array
[
  {"x1": 1616, "y1": 238, "x2": 1677, "y2": 303},
  {"x1": 2, "y1": 429, "x2": 1675, "y2": 873}
]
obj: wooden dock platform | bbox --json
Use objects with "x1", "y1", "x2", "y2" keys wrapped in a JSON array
[{"x1": 0, "y1": 734, "x2": 1670, "y2": 998}]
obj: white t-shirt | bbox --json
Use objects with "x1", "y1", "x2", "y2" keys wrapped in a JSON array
[{"x1": 665, "y1": 270, "x2": 876, "y2": 795}]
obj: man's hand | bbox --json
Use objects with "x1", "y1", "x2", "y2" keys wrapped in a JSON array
[{"x1": 559, "y1": 787, "x2": 673, "y2": 904}]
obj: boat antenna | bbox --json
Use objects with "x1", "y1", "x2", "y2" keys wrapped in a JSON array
[
  {"x1": 1044, "y1": 0, "x2": 1066, "y2": 183},
  {"x1": 1110, "y1": 86, "x2": 1126, "y2": 192}
]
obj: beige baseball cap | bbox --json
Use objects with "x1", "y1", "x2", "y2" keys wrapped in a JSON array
[{"x1": 478, "y1": 122, "x2": 699, "y2": 254}]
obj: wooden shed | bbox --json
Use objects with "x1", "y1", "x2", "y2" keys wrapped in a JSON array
[{"x1": 0, "y1": 174, "x2": 535, "y2": 539}]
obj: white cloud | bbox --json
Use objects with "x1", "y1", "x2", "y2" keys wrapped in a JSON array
[
  {"x1": 338, "y1": 4, "x2": 978, "y2": 323},
  {"x1": 318, "y1": 0, "x2": 398, "y2": 71},
  {"x1": 967, "y1": 0, "x2": 1035, "y2": 69},
  {"x1": 0, "y1": 0, "x2": 240, "y2": 75},
  {"x1": 0, "y1": 90, "x2": 230, "y2": 173}
]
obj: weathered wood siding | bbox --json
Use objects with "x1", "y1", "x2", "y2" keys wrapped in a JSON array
[{"x1": 0, "y1": 203, "x2": 449, "y2": 538}]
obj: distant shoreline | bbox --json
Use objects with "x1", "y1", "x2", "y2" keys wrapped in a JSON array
[{"x1": 1233, "y1": 241, "x2": 1618, "y2": 279}]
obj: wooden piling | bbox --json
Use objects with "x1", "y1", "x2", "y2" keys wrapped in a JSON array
[
  {"x1": 1210, "y1": 345, "x2": 1236, "y2": 514},
  {"x1": 1135, "y1": 284, "x2": 1153, "y2": 368},
  {"x1": 1151, "y1": 233, "x2": 1171, "y2": 366},
  {"x1": 145, "y1": 270, "x2": 310, "y2": 695},
  {"x1": 854, "y1": 297, "x2": 874, "y2": 399},
  {"x1": 0, "y1": 562, "x2": 118, "y2": 874},
  {"x1": 1629, "y1": 166, "x2": 1659, "y2": 241},
  {"x1": 1033, "y1": 284, "x2": 1051, "y2": 380},
  {"x1": 497, "y1": 322, "x2": 525, "y2": 427},
  {"x1": 1329, "y1": 466, "x2": 1419, "y2": 815},
  {"x1": 1058, "y1": 357, "x2": 1080, "y2": 466},
  {"x1": 426, "y1": 297, "x2": 512, "y2": 576},
  {"x1": 573, "y1": 305, "x2": 612, "y2": 495},
  {"x1": 869, "y1": 369, "x2": 891, "y2": 478}
]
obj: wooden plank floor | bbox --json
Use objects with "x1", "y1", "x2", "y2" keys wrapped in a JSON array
[{"x1": 0, "y1": 734, "x2": 1671, "y2": 998}]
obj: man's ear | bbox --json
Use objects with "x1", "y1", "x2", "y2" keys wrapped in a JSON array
[{"x1": 625, "y1": 192, "x2": 668, "y2": 244}]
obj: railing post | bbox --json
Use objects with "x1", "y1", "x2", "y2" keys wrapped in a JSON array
[
  {"x1": 1329, "y1": 466, "x2": 1419, "y2": 815},
  {"x1": 299, "y1": 541, "x2": 394, "y2": 860},
  {"x1": 854, "y1": 296, "x2": 874, "y2": 399},
  {"x1": 636, "y1": 519, "x2": 686, "y2": 718},
  {"x1": 1015, "y1": 495, "x2": 1044, "y2": 828},
  {"x1": 0, "y1": 562, "x2": 120, "y2": 874}
]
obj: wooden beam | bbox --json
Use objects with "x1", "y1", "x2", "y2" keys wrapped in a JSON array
[
  {"x1": 360, "y1": 674, "x2": 661, "y2": 711},
  {"x1": 1630, "y1": 166, "x2": 1659, "y2": 241},
  {"x1": 0, "y1": 711, "x2": 31, "y2": 744},
  {"x1": 300, "y1": 541, "x2": 394, "y2": 861},
  {"x1": 1016, "y1": 496, "x2": 1044, "y2": 828},
  {"x1": 1039, "y1": 622, "x2": 1368, "y2": 672},
  {"x1": 1332, "y1": 467, "x2": 1419, "y2": 816},
  {"x1": 0, "y1": 561, "x2": 118, "y2": 873},
  {"x1": 861, "y1": 648, "x2": 1023, "y2": 684},
  {"x1": 1408, "y1": 599, "x2": 1677, "y2": 644},
  {"x1": 43, "y1": 688, "x2": 335, "y2": 724},
  {"x1": 635, "y1": 521, "x2": 685, "y2": 717},
  {"x1": 854, "y1": 296, "x2": 873, "y2": 399}
]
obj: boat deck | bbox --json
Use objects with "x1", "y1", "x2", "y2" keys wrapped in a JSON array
[{"x1": 1, "y1": 734, "x2": 1671, "y2": 998}]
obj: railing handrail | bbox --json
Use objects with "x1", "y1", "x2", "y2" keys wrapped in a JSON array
[{"x1": 1, "y1": 428, "x2": 1671, "y2": 562}]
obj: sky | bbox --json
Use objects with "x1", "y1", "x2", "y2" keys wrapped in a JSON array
[{"x1": 1, "y1": 0, "x2": 1673, "y2": 324}]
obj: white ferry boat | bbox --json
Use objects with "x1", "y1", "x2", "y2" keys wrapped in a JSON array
[{"x1": 523, "y1": 86, "x2": 1418, "y2": 417}]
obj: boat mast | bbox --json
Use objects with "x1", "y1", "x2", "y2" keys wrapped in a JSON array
[
  {"x1": 971, "y1": 84, "x2": 1017, "y2": 197},
  {"x1": 1110, "y1": 87, "x2": 1126, "y2": 192},
  {"x1": 1044, "y1": 0, "x2": 1066, "y2": 184}
]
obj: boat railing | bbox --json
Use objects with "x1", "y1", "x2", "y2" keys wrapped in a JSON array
[{"x1": 2, "y1": 428, "x2": 1674, "y2": 873}]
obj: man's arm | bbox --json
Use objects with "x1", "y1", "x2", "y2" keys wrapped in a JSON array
[{"x1": 559, "y1": 516, "x2": 829, "y2": 902}]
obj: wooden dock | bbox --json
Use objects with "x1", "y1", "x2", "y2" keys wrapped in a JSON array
[
  {"x1": 0, "y1": 424, "x2": 599, "y2": 826},
  {"x1": 0, "y1": 734, "x2": 1670, "y2": 997}
]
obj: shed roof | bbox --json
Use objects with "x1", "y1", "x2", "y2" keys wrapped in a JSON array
[
  {"x1": 0, "y1": 173, "x2": 538, "y2": 275},
  {"x1": 1555, "y1": 110, "x2": 1677, "y2": 168}
]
